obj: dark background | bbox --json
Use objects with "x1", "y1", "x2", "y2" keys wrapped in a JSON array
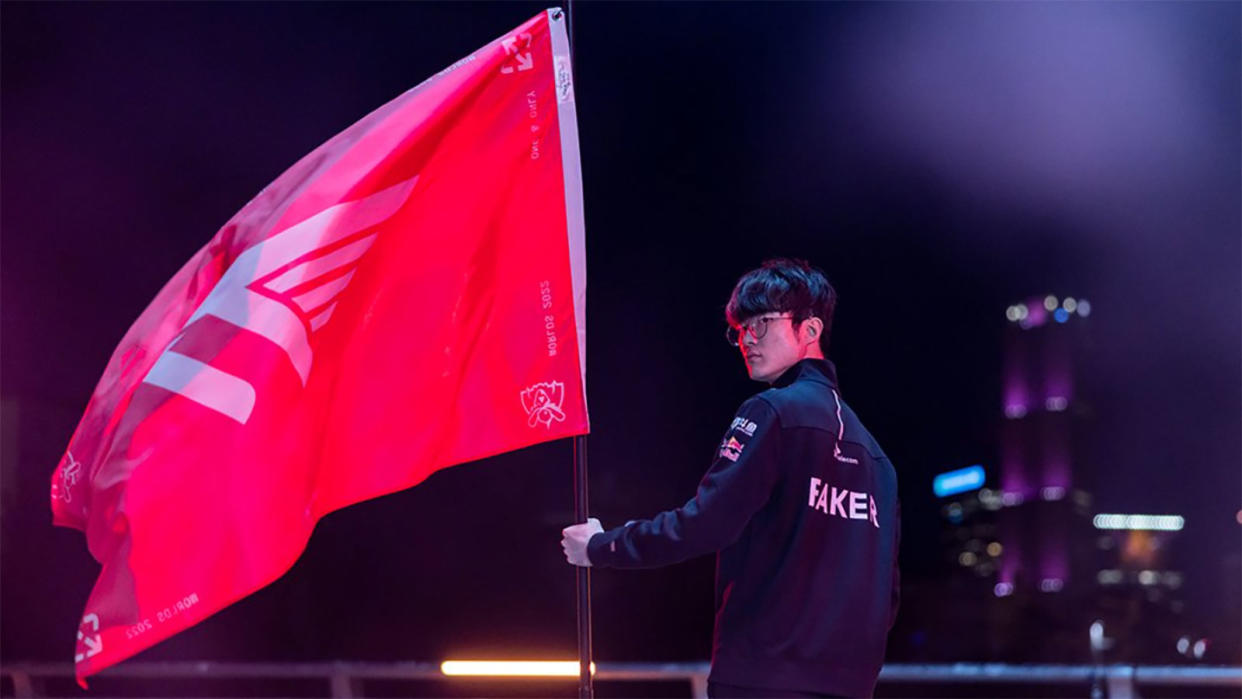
[{"x1": 2, "y1": 0, "x2": 1239, "y2": 674}]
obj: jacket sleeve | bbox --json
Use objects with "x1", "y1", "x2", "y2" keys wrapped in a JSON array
[{"x1": 586, "y1": 396, "x2": 780, "y2": 569}]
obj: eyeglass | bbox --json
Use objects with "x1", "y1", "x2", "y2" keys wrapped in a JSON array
[{"x1": 725, "y1": 314, "x2": 794, "y2": 346}]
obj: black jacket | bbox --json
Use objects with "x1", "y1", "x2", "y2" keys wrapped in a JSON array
[{"x1": 587, "y1": 359, "x2": 900, "y2": 697}]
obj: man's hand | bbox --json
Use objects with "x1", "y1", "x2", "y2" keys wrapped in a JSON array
[{"x1": 561, "y1": 518, "x2": 603, "y2": 567}]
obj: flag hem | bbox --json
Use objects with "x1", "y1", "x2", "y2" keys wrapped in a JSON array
[{"x1": 547, "y1": 7, "x2": 589, "y2": 430}]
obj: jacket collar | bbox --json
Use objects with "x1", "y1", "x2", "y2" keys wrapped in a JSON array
[{"x1": 772, "y1": 358, "x2": 838, "y2": 389}]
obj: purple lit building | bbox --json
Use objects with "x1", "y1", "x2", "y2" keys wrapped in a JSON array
[
  {"x1": 996, "y1": 295, "x2": 1095, "y2": 602},
  {"x1": 919, "y1": 295, "x2": 1100, "y2": 662}
]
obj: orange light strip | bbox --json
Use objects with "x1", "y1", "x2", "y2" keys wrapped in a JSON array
[{"x1": 440, "y1": 660, "x2": 596, "y2": 678}]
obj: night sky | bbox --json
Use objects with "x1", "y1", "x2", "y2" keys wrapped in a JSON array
[{"x1": 3, "y1": 1, "x2": 1239, "y2": 669}]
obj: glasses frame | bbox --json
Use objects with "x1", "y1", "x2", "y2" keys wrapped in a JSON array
[{"x1": 725, "y1": 314, "x2": 796, "y2": 346}]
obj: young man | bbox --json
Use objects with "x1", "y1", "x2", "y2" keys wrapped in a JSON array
[{"x1": 562, "y1": 259, "x2": 900, "y2": 698}]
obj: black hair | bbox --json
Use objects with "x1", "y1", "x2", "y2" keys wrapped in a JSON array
[{"x1": 725, "y1": 258, "x2": 837, "y2": 348}]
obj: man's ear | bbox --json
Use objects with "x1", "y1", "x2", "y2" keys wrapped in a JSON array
[{"x1": 802, "y1": 317, "x2": 823, "y2": 345}]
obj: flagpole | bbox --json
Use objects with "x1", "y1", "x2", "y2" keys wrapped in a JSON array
[
  {"x1": 566, "y1": 0, "x2": 575, "y2": 60},
  {"x1": 573, "y1": 434, "x2": 593, "y2": 699},
  {"x1": 560, "y1": 2, "x2": 591, "y2": 696}
]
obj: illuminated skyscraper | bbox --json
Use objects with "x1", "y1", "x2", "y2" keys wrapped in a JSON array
[{"x1": 996, "y1": 296, "x2": 1095, "y2": 599}]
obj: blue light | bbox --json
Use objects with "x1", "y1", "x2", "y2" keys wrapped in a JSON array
[
  {"x1": 933, "y1": 465, "x2": 986, "y2": 498},
  {"x1": 1054, "y1": 308, "x2": 1070, "y2": 323}
]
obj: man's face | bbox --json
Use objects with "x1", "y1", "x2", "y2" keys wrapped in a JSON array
[{"x1": 734, "y1": 313, "x2": 808, "y2": 383}]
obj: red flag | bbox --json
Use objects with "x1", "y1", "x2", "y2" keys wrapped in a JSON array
[{"x1": 50, "y1": 9, "x2": 587, "y2": 683}]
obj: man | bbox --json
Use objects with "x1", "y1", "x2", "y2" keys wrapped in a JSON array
[{"x1": 562, "y1": 259, "x2": 900, "y2": 698}]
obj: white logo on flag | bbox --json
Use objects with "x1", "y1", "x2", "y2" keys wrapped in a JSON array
[
  {"x1": 501, "y1": 33, "x2": 534, "y2": 74},
  {"x1": 75, "y1": 613, "x2": 102, "y2": 663},
  {"x1": 57, "y1": 451, "x2": 82, "y2": 502},
  {"x1": 521, "y1": 381, "x2": 566, "y2": 428},
  {"x1": 141, "y1": 178, "x2": 417, "y2": 425}
]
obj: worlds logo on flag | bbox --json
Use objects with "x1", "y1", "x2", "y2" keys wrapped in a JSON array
[{"x1": 521, "y1": 381, "x2": 566, "y2": 428}]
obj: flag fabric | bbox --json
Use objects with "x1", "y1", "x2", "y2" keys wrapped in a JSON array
[{"x1": 50, "y1": 8, "x2": 587, "y2": 683}]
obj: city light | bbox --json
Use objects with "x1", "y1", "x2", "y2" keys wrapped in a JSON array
[
  {"x1": 1044, "y1": 295, "x2": 1058, "y2": 311},
  {"x1": 1040, "y1": 578, "x2": 1064, "y2": 592},
  {"x1": 1001, "y1": 492, "x2": 1025, "y2": 507},
  {"x1": 1020, "y1": 302, "x2": 1048, "y2": 329},
  {"x1": 1053, "y1": 308, "x2": 1069, "y2": 323},
  {"x1": 1177, "y1": 637, "x2": 1190, "y2": 654},
  {"x1": 934, "y1": 465, "x2": 986, "y2": 497},
  {"x1": 1045, "y1": 396, "x2": 1068, "y2": 411},
  {"x1": 1092, "y1": 514, "x2": 1184, "y2": 531},
  {"x1": 986, "y1": 542, "x2": 1003, "y2": 557},
  {"x1": 1006, "y1": 305, "x2": 1020, "y2": 321},
  {"x1": 1077, "y1": 299, "x2": 1092, "y2": 317},
  {"x1": 441, "y1": 661, "x2": 596, "y2": 677},
  {"x1": 1063, "y1": 297, "x2": 1078, "y2": 313},
  {"x1": 993, "y1": 582, "x2": 1013, "y2": 597},
  {"x1": 1040, "y1": 486, "x2": 1066, "y2": 501},
  {"x1": 1090, "y1": 621, "x2": 1105, "y2": 651},
  {"x1": 945, "y1": 502, "x2": 964, "y2": 524},
  {"x1": 1193, "y1": 640, "x2": 1207, "y2": 660},
  {"x1": 1004, "y1": 405, "x2": 1028, "y2": 419},
  {"x1": 1138, "y1": 570, "x2": 1158, "y2": 585},
  {"x1": 959, "y1": 552, "x2": 977, "y2": 566},
  {"x1": 1097, "y1": 569, "x2": 1123, "y2": 585},
  {"x1": 978, "y1": 489, "x2": 1003, "y2": 510}
]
